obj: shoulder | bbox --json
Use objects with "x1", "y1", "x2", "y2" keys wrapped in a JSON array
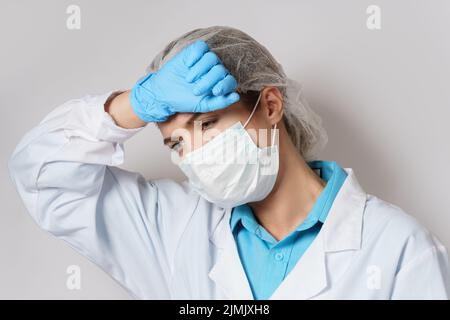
[
  {"x1": 152, "y1": 178, "x2": 198, "y2": 199},
  {"x1": 152, "y1": 178, "x2": 228, "y2": 245},
  {"x1": 362, "y1": 194, "x2": 446, "y2": 264},
  {"x1": 151, "y1": 178, "x2": 223, "y2": 220},
  {"x1": 147, "y1": 177, "x2": 202, "y2": 216},
  {"x1": 363, "y1": 195, "x2": 424, "y2": 236}
]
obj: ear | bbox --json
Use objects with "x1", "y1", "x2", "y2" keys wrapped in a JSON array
[{"x1": 261, "y1": 86, "x2": 284, "y2": 126}]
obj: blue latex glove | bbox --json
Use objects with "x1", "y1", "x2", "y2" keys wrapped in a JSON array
[{"x1": 130, "y1": 40, "x2": 240, "y2": 122}]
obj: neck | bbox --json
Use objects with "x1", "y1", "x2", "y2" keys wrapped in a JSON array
[{"x1": 249, "y1": 129, "x2": 326, "y2": 241}]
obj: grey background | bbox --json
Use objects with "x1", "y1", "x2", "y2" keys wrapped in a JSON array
[{"x1": 1, "y1": 0, "x2": 449, "y2": 299}]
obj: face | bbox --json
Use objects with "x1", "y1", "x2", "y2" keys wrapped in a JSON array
[{"x1": 158, "y1": 87, "x2": 284, "y2": 159}]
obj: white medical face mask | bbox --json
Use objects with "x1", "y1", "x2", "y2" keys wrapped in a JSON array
[{"x1": 177, "y1": 92, "x2": 279, "y2": 208}]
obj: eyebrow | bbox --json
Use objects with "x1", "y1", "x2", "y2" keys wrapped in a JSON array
[{"x1": 162, "y1": 112, "x2": 205, "y2": 145}]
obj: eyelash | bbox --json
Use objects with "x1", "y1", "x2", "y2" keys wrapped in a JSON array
[
  {"x1": 169, "y1": 119, "x2": 217, "y2": 151},
  {"x1": 170, "y1": 138, "x2": 183, "y2": 151},
  {"x1": 201, "y1": 119, "x2": 217, "y2": 131},
  {"x1": 170, "y1": 141, "x2": 181, "y2": 151}
]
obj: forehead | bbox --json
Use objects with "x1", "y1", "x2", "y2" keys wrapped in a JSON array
[
  {"x1": 157, "y1": 100, "x2": 248, "y2": 137},
  {"x1": 157, "y1": 111, "x2": 211, "y2": 137}
]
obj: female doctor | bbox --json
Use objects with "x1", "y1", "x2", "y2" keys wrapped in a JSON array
[{"x1": 9, "y1": 26, "x2": 450, "y2": 299}]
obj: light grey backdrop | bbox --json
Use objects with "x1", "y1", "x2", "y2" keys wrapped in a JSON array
[{"x1": 1, "y1": 0, "x2": 449, "y2": 299}]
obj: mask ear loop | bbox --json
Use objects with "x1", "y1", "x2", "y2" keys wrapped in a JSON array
[
  {"x1": 243, "y1": 92, "x2": 262, "y2": 128},
  {"x1": 242, "y1": 91, "x2": 278, "y2": 147},
  {"x1": 271, "y1": 123, "x2": 278, "y2": 147}
]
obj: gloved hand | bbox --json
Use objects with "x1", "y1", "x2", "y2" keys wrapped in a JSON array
[{"x1": 130, "y1": 40, "x2": 240, "y2": 122}]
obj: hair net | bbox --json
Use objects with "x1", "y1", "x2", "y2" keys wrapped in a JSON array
[{"x1": 146, "y1": 26, "x2": 328, "y2": 161}]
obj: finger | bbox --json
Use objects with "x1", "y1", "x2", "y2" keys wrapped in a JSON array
[
  {"x1": 182, "y1": 40, "x2": 209, "y2": 68},
  {"x1": 212, "y1": 74, "x2": 238, "y2": 96},
  {"x1": 192, "y1": 64, "x2": 228, "y2": 96},
  {"x1": 197, "y1": 92, "x2": 240, "y2": 113},
  {"x1": 185, "y1": 51, "x2": 220, "y2": 83}
]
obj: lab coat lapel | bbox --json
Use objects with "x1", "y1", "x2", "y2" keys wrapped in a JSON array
[
  {"x1": 208, "y1": 167, "x2": 366, "y2": 300},
  {"x1": 271, "y1": 167, "x2": 366, "y2": 299},
  {"x1": 209, "y1": 208, "x2": 254, "y2": 300},
  {"x1": 322, "y1": 167, "x2": 366, "y2": 252}
]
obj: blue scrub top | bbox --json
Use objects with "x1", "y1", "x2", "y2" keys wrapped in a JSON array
[{"x1": 230, "y1": 160, "x2": 348, "y2": 300}]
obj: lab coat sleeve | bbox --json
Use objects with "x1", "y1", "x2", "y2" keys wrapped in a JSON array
[
  {"x1": 8, "y1": 91, "x2": 183, "y2": 299},
  {"x1": 391, "y1": 235, "x2": 450, "y2": 299}
]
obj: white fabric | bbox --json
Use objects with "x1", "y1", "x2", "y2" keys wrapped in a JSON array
[{"x1": 8, "y1": 92, "x2": 450, "y2": 300}]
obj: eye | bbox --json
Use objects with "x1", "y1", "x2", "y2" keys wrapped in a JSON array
[
  {"x1": 169, "y1": 137, "x2": 183, "y2": 151},
  {"x1": 201, "y1": 119, "x2": 217, "y2": 131},
  {"x1": 170, "y1": 141, "x2": 180, "y2": 151}
]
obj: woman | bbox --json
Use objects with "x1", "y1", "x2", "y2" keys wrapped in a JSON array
[{"x1": 9, "y1": 26, "x2": 449, "y2": 299}]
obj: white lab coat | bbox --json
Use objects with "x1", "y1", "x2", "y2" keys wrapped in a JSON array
[{"x1": 8, "y1": 91, "x2": 450, "y2": 300}]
